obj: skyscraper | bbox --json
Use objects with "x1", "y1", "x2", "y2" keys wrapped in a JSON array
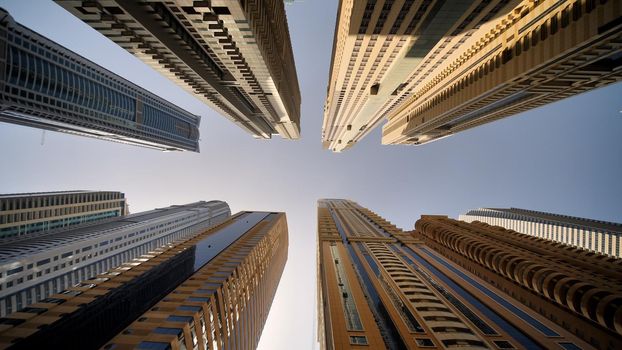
[
  {"x1": 382, "y1": 0, "x2": 622, "y2": 146},
  {"x1": 317, "y1": 199, "x2": 620, "y2": 349},
  {"x1": 322, "y1": 0, "x2": 520, "y2": 152},
  {"x1": 416, "y1": 215, "x2": 622, "y2": 350},
  {"x1": 323, "y1": 0, "x2": 622, "y2": 151},
  {"x1": 56, "y1": 0, "x2": 301, "y2": 140},
  {"x1": 0, "y1": 190, "x2": 127, "y2": 240},
  {"x1": 460, "y1": 207, "x2": 622, "y2": 258},
  {"x1": 0, "y1": 8, "x2": 201, "y2": 152},
  {"x1": 0, "y1": 200, "x2": 230, "y2": 317},
  {"x1": 0, "y1": 210, "x2": 288, "y2": 350}
]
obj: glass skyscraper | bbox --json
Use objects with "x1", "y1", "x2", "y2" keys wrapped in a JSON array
[
  {"x1": 0, "y1": 210, "x2": 288, "y2": 350},
  {"x1": 0, "y1": 8, "x2": 201, "y2": 152},
  {"x1": 0, "y1": 200, "x2": 230, "y2": 317}
]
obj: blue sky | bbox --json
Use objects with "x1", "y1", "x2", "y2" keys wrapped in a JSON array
[{"x1": 1, "y1": 0, "x2": 621, "y2": 349}]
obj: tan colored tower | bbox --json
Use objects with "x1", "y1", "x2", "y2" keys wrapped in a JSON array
[
  {"x1": 322, "y1": 0, "x2": 521, "y2": 152},
  {"x1": 323, "y1": 0, "x2": 622, "y2": 151},
  {"x1": 56, "y1": 0, "x2": 301, "y2": 140},
  {"x1": 0, "y1": 211, "x2": 288, "y2": 350},
  {"x1": 317, "y1": 199, "x2": 619, "y2": 349},
  {"x1": 416, "y1": 215, "x2": 622, "y2": 350},
  {"x1": 383, "y1": 0, "x2": 622, "y2": 145}
]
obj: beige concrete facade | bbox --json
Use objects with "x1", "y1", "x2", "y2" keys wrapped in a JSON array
[
  {"x1": 56, "y1": 0, "x2": 301, "y2": 140},
  {"x1": 416, "y1": 215, "x2": 622, "y2": 350},
  {"x1": 322, "y1": 0, "x2": 521, "y2": 152},
  {"x1": 317, "y1": 199, "x2": 593, "y2": 349},
  {"x1": 383, "y1": 0, "x2": 622, "y2": 145}
]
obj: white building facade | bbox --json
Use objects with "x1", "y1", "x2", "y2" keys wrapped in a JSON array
[
  {"x1": 0, "y1": 200, "x2": 230, "y2": 316},
  {"x1": 460, "y1": 208, "x2": 622, "y2": 258}
]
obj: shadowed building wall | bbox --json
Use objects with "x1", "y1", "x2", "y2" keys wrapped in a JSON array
[
  {"x1": 0, "y1": 8, "x2": 201, "y2": 152},
  {"x1": 56, "y1": 0, "x2": 301, "y2": 140},
  {"x1": 0, "y1": 210, "x2": 287, "y2": 350},
  {"x1": 460, "y1": 207, "x2": 622, "y2": 258},
  {"x1": 317, "y1": 199, "x2": 616, "y2": 350},
  {"x1": 416, "y1": 215, "x2": 622, "y2": 350}
]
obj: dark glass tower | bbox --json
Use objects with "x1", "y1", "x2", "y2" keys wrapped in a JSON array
[
  {"x1": 0, "y1": 8, "x2": 200, "y2": 152},
  {"x1": 0, "y1": 210, "x2": 288, "y2": 350}
]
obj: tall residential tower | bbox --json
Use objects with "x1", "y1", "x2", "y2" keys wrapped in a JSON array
[
  {"x1": 322, "y1": 0, "x2": 520, "y2": 152},
  {"x1": 323, "y1": 0, "x2": 622, "y2": 151},
  {"x1": 460, "y1": 207, "x2": 622, "y2": 257},
  {"x1": 56, "y1": 0, "x2": 301, "y2": 140},
  {"x1": 0, "y1": 8, "x2": 201, "y2": 152},
  {"x1": 0, "y1": 210, "x2": 288, "y2": 350},
  {"x1": 0, "y1": 201, "x2": 230, "y2": 317},
  {"x1": 317, "y1": 199, "x2": 621, "y2": 350},
  {"x1": 0, "y1": 191, "x2": 126, "y2": 240}
]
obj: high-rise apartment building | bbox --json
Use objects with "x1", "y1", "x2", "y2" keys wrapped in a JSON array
[
  {"x1": 460, "y1": 207, "x2": 622, "y2": 258},
  {"x1": 323, "y1": 0, "x2": 622, "y2": 151},
  {"x1": 317, "y1": 199, "x2": 620, "y2": 350},
  {"x1": 0, "y1": 210, "x2": 288, "y2": 350},
  {"x1": 322, "y1": 0, "x2": 520, "y2": 152},
  {"x1": 383, "y1": 0, "x2": 622, "y2": 146},
  {"x1": 416, "y1": 215, "x2": 622, "y2": 350},
  {"x1": 0, "y1": 200, "x2": 230, "y2": 317},
  {"x1": 56, "y1": 0, "x2": 301, "y2": 140},
  {"x1": 0, "y1": 191, "x2": 127, "y2": 240},
  {"x1": 0, "y1": 8, "x2": 201, "y2": 152}
]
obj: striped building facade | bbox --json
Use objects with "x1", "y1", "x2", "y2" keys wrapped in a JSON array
[
  {"x1": 317, "y1": 199, "x2": 619, "y2": 350},
  {"x1": 0, "y1": 191, "x2": 127, "y2": 240},
  {"x1": 460, "y1": 207, "x2": 622, "y2": 257},
  {"x1": 56, "y1": 0, "x2": 301, "y2": 140}
]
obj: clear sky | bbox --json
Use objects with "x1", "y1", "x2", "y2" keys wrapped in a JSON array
[{"x1": 1, "y1": 1, "x2": 621, "y2": 349}]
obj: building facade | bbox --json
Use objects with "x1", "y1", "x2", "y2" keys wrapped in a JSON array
[
  {"x1": 416, "y1": 215, "x2": 622, "y2": 350},
  {"x1": 460, "y1": 207, "x2": 622, "y2": 258},
  {"x1": 317, "y1": 199, "x2": 618, "y2": 350},
  {"x1": 0, "y1": 200, "x2": 230, "y2": 317},
  {"x1": 0, "y1": 210, "x2": 288, "y2": 350},
  {"x1": 0, "y1": 191, "x2": 127, "y2": 240},
  {"x1": 56, "y1": 0, "x2": 301, "y2": 140},
  {"x1": 322, "y1": 0, "x2": 521, "y2": 152},
  {"x1": 383, "y1": 0, "x2": 622, "y2": 146},
  {"x1": 0, "y1": 8, "x2": 201, "y2": 152}
]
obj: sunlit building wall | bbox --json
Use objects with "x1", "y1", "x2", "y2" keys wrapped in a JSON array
[
  {"x1": 322, "y1": 0, "x2": 520, "y2": 152},
  {"x1": 383, "y1": 0, "x2": 622, "y2": 146},
  {"x1": 317, "y1": 199, "x2": 617, "y2": 349},
  {"x1": 460, "y1": 207, "x2": 622, "y2": 257},
  {"x1": 56, "y1": 0, "x2": 301, "y2": 140}
]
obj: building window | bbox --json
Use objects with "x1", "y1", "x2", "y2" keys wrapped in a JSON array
[
  {"x1": 494, "y1": 340, "x2": 515, "y2": 349},
  {"x1": 349, "y1": 336, "x2": 368, "y2": 345},
  {"x1": 416, "y1": 338, "x2": 435, "y2": 347}
]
